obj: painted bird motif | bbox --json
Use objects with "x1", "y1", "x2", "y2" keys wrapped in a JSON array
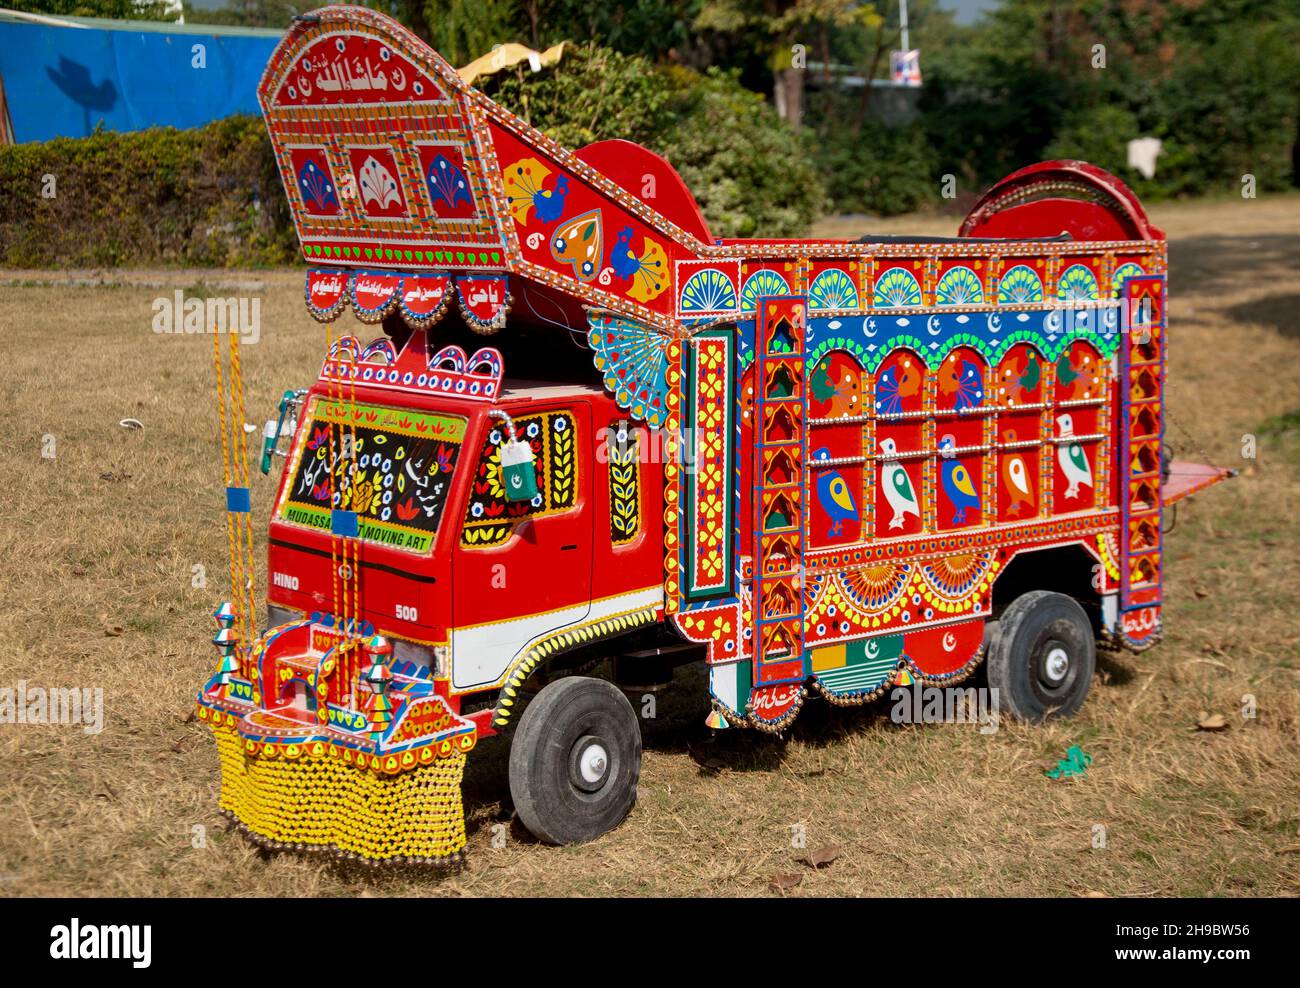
[
  {"x1": 1057, "y1": 349, "x2": 1102, "y2": 400},
  {"x1": 999, "y1": 351, "x2": 1040, "y2": 405},
  {"x1": 938, "y1": 358, "x2": 984, "y2": 411},
  {"x1": 611, "y1": 227, "x2": 643, "y2": 279},
  {"x1": 938, "y1": 434, "x2": 980, "y2": 525},
  {"x1": 878, "y1": 437, "x2": 920, "y2": 530},
  {"x1": 811, "y1": 356, "x2": 861, "y2": 418},
  {"x1": 999, "y1": 429, "x2": 1035, "y2": 517},
  {"x1": 875, "y1": 358, "x2": 921, "y2": 415},
  {"x1": 1056, "y1": 351, "x2": 1079, "y2": 389},
  {"x1": 533, "y1": 175, "x2": 570, "y2": 223},
  {"x1": 503, "y1": 157, "x2": 569, "y2": 225},
  {"x1": 813, "y1": 447, "x2": 857, "y2": 538},
  {"x1": 1017, "y1": 352, "x2": 1041, "y2": 395},
  {"x1": 1056, "y1": 413, "x2": 1093, "y2": 498},
  {"x1": 609, "y1": 227, "x2": 669, "y2": 302}
]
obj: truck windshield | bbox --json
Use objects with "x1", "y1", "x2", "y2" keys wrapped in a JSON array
[{"x1": 275, "y1": 397, "x2": 466, "y2": 554}]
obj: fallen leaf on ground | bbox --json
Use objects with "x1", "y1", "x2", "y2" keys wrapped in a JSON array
[{"x1": 803, "y1": 845, "x2": 842, "y2": 869}]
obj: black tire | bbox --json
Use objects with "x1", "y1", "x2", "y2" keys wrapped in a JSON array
[
  {"x1": 508, "y1": 676, "x2": 641, "y2": 845},
  {"x1": 987, "y1": 591, "x2": 1096, "y2": 722}
]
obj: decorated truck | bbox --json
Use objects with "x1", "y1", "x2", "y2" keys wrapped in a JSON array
[{"x1": 196, "y1": 5, "x2": 1232, "y2": 865}]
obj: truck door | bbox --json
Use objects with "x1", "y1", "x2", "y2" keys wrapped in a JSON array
[{"x1": 450, "y1": 403, "x2": 593, "y2": 692}]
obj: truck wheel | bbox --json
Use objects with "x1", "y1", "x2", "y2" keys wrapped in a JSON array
[
  {"x1": 509, "y1": 676, "x2": 641, "y2": 845},
  {"x1": 987, "y1": 591, "x2": 1095, "y2": 722}
]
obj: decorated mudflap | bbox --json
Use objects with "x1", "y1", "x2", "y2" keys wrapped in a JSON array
[{"x1": 195, "y1": 5, "x2": 1234, "y2": 864}]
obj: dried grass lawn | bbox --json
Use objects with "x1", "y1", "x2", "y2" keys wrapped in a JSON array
[{"x1": 1, "y1": 195, "x2": 1298, "y2": 897}]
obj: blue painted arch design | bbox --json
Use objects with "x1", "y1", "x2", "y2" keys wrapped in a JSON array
[
  {"x1": 739, "y1": 268, "x2": 790, "y2": 312},
  {"x1": 873, "y1": 266, "x2": 923, "y2": 308},
  {"x1": 679, "y1": 267, "x2": 738, "y2": 313},
  {"x1": 996, "y1": 264, "x2": 1044, "y2": 305},
  {"x1": 935, "y1": 266, "x2": 984, "y2": 306},
  {"x1": 809, "y1": 267, "x2": 860, "y2": 311},
  {"x1": 1057, "y1": 264, "x2": 1100, "y2": 303},
  {"x1": 1110, "y1": 262, "x2": 1146, "y2": 299}
]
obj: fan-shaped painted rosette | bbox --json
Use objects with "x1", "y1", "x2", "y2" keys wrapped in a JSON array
[
  {"x1": 1057, "y1": 264, "x2": 1099, "y2": 303},
  {"x1": 872, "y1": 267, "x2": 922, "y2": 308},
  {"x1": 297, "y1": 159, "x2": 339, "y2": 214},
  {"x1": 586, "y1": 314, "x2": 671, "y2": 428},
  {"x1": 918, "y1": 551, "x2": 995, "y2": 603},
  {"x1": 936, "y1": 266, "x2": 984, "y2": 306},
  {"x1": 358, "y1": 155, "x2": 402, "y2": 210},
  {"x1": 997, "y1": 264, "x2": 1044, "y2": 305},
  {"x1": 679, "y1": 268, "x2": 738, "y2": 314},
  {"x1": 1110, "y1": 262, "x2": 1146, "y2": 299},
  {"x1": 808, "y1": 267, "x2": 860, "y2": 311},
  {"x1": 425, "y1": 153, "x2": 472, "y2": 210},
  {"x1": 838, "y1": 563, "x2": 911, "y2": 615},
  {"x1": 739, "y1": 269, "x2": 790, "y2": 312}
]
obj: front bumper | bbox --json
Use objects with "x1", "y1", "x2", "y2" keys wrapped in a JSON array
[{"x1": 197, "y1": 616, "x2": 477, "y2": 865}]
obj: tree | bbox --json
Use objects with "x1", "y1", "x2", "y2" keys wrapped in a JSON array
[{"x1": 693, "y1": 0, "x2": 873, "y2": 131}]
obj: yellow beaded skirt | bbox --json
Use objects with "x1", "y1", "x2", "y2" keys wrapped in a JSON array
[{"x1": 207, "y1": 716, "x2": 468, "y2": 865}]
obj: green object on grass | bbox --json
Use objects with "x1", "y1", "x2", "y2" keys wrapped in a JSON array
[{"x1": 1045, "y1": 745, "x2": 1093, "y2": 780}]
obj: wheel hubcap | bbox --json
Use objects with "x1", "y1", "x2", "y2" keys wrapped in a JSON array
[
  {"x1": 570, "y1": 735, "x2": 610, "y2": 792},
  {"x1": 580, "y1": 744, "x2": 608, "y2": 783},
  {"x1": 1043, "y1": 645, "x2": 1070, "y2": 685}
]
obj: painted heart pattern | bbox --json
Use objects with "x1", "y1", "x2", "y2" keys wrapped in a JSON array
[{"x1": 550, "y1": 210, "x2": 603, "y2": 283}]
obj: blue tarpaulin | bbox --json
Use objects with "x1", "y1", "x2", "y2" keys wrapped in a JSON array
[{"x1": 0, "y1": 13, "x2": 282, "y2": 143}]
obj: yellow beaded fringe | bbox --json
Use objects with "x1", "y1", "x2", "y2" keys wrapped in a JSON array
[{"x1": 210, "y1": 721, "x2": 467, "y2": 864}]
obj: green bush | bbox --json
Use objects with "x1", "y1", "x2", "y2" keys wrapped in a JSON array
[
  {"x1": 478, "y1": 44, "x2": 678, "y2": 149},
  {"x1": 0, "y1": 115, "x2": 295, "y2": 268},
  {"x1": 1043, "y1": 105, "x2": 1140, "y2": 179},
  {"x1": 813, "y1": 120, "x2": 940, "y2": 217},
  {"x1": 657, "y1": 69, "x2": 826, "y2": 237}
]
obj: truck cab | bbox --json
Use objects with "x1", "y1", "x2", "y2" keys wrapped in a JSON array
[{"x1": 262, "y1": 320, "x2": 667, "y2": 735}]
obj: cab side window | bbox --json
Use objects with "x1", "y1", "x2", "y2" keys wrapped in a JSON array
[{"x1": 461, "y1": 409, "x2": 577, "y2": 548}]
